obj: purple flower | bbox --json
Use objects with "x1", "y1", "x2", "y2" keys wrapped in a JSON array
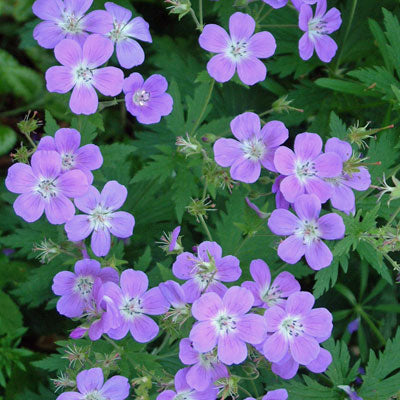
[
  {"x1": 158, "y1": 227, "x2": 183, "y2": 254},
  {"x1": 199, "y1": 12, "x2": 276, "y2": 85},
  {"x1": 214, "y1": 113, "x2": 288, "y2": 183},
  {"x1": 325, "y1": 138, "x2": 371, "y2": 214},
  {"x1": 274, "y1": 132, "x2": 343, "y2": 203},
  {"x1": 70, "y1": 326, "x2": 87, "y2": 339},
  {"x1": 172, "y1": 241, "x2": 241, "y2": 303},
  {"x1": 263, "y1": 0, "x2": 317, "y2": 10},
  {"x1": 242, "y1": 259, "x2": 300, "y2": 308},
  {"x1": 106, "y1": 269, "x2": 169, "y2": 343},
  {"x1": 347, "y1": 317, "x2": 360, "y2": 334},
  {"x1": 37, "y1": 128, "x2": 103, "y2": 184},
  {"x1": 179, "y1": 338, "x2": 228, "y2": 391},
  {"x1": 244, "y1": 388, "x2": 288, "y2": 400},
  {"x1": 5, "y1": 150, "x2": 88, "y2": 224},
  {"x1": 272, "y1": 175, "x2": 290, "y2": 210},
  {"x1": 46, "y1": 34, "x2": 124, "y2": 115},
  {"x1": 99, "y1": 2, "x2": 152, "y2": 69},
  {"x1": 263, "y1": 291, "x2": 332, "y2": 365},
  {"x1": 271, "y1": 345, "x2": 332, "y2": 379},
  {"x1": 65, "y1": 181, "x2": 135, "y2": 257},
  {"x1": 159, "y1": 280, "x2": 191, "y2": 324},
  {"x1": 32, "y1": 0, "x2": 111, "y2": 49},
  {"x1": 157, "y1": 368, "x2": 218, "y2": 400},
  {"x1": 189, "y1": 287, "x2": 266, "y2": 365},
  {"x1": 56, "y1": 367, "x2": 129, "y2": 400},
  {"x1": 268, "y1": 194, "x2": 345, "y2": 270},
  {"x1": 298, "y1": 0, "x2": 342, "y2": 63},
  {"x1": 123, "y1": 73, "x2": 173, "y2": 124},
  {"x1": 52, "y1": 258, "x2": 118, "y2": 318},
  {"x1": 338, "y1": 385, "x2": 363, "y2": 400}
]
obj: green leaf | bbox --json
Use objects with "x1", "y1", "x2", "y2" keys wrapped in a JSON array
[
  {"x1": 0, "y1": 125, "x2": 17, "y2": 155},
  {"x1": 382, "y1": 8, "x2": 400, "y2": 79},
  {"x1": 313, "y1": 260, "x2": 339, "y2": 299},
  {"x1": 0, "y1": 291, "x2": 23, "y2": 334},
  {"x1": 329, "y1": 111, "x2": 348, "y2": 140},
  {"x1": 283, "y1": 375, "x2": 339, "y2": 399},
  {"x1": 315, "y1": 78, "x2": 379, "y2": 97},
  {"x1": 31, "y1": 354, "x2": 68, "y2": 372},
  {"x1": 44, "y1": 110, "x2": 59, "y2": 136},
  {"x1": 368, "y1": 18, "x2": 393, "y2": 73}
]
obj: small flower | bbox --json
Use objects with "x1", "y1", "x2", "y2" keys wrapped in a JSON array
[
  {"x1": 37, "y1": 128, "x2": 102, "y2": 185},
  {"x1": 172, "y1": 241, "x2": 241, "y2": 303},
  {"x1": 242, "y1": 259, "x2": 300, "y2": 308},
  {"x1": 5, "y1": 150, "x2": 88, "y2": 224},
  {"x1": 214, "y1": 112, "x2": 288, "y2": 183},
  {"x1": 158, "y1": 226, "x2": 183, "y2": 254},
  {"x1": 244, "y1": 388, "x2": 288, "y2": 400},
  {"x1": 32, "y1": 0, "x2": 111, "y2": 49},
  {"x1": 263, "y1": 291, "x2": 332, "y2": 365},
  {"x1": 97, "y1": 2, "x2": 152, "y2": 69},
  {"x1": 298, "y1": 0, "x2": 342, "y2": 63},
  {"x1": 65, "y1": 181, "x2": 135, "y2": 257},
  {"x1": 106, "y1": 269, "x2": 169, "y2": 343},
  {"x1": 273, "y1": 132, "x2": 343, "y2": 203},
  {"x1": 179, "y1": 338, "x2": 228, "y2": 391},
  {"x1": 123, "y1": 73, "x2": 173, "y2": 124},
  {"x1": 268, "y1": 194, "x2": 345, "y2": 270},
  {"x1": 156, "y1": 368, "x2": 218, "y2": 400},
  {"x1": 347, "y1": 317, "x2": 360, "y2": 334},
  {"x1": 324, "y1": 138, "x2": 370, "y2": 214},
  {"x1": 46, "y1": 34, "x2": 124, "y2": 115},
  {"x1": 190, "y1": 287, "x2": 266, "y2": 365},
  {"x1": 52, "y1": 258, "x2": 118, "y2": 318},
  {"x1": 56, "y1": 367, "x2": 130, "y2": 400},
  {"x1": 199, "y1": 12, "x2": 276, "y2": 85}
]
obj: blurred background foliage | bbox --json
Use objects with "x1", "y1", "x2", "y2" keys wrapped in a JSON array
[{"x1": 1, "y1": 0, "x2": 400, "y2": 398}]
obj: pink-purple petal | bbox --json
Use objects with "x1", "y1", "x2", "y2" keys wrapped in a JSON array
[
  {"x1": 84, "y1": 10, "x2": 114, "y2": 34},
  {"x1": 305, "y1": 240, "x2": 333, "y2": 270},
  {"x1": 105, "y1": 1, "x2": 132, "y2": 24},
  {"x1": 46, "y1": 66, "x2": 74, "y2": 93},
  {"x1": 190, "y1": 321, "x2": 218, "y2": 352},
  {"x1": 294, "y1": 193, "x2": 321, "y2": 221},
  {"x1": 65, "y1": 215, "x2": 92, "y2": 241},
  {"x1": 100, "y1": 376, "x2": 130, "y2": 400},
  {"x1": 290, "y1": 334, "x2": 320, "y2": 364},
  {"x1": 229, "y1": 12, "x2": 255, "y2": 41},
  {"x1": 237, "y1": 314, "x2": 266, "y2": 344},
  {"x1": 247, "y1": 31, "x2": 276, "y2": 58},
  {"x1": 92, "y1": 67, "x2": 124, "y2": 96},
  {"x1": 230, "y1": 157, "x2": 261, "y2": 183},
  {"x1": 121, "y1": 269, "x2": 148, "y2": 297},
  {"x1": 223, "y1": 286, "x2": 254, "y2": 315},
  {"x1": 306, "y1": 347, "x2": 332, "y2": 373},
  {"x1": 142, "y1": 287, "x2": 169, "y2": 315},
  {"x1": 273, "y1": 146, "x2": 296, "y2": 175},
  {"x1": 192, "y1": 292, "x2": 223, "y2": 320},
  {"x1": 218, "y1": 334, "x2": 247, "y2": 365},
  {"x1": 70, "y1": 84, "x2": 98, "y2": 115},
  {"x1": 206, "y1": 54, "x2": 235, "y2": 83},
  {"x1": 130, "y1": 314, "x2": 159, "y2": 342},
  {"x1": 298, "y1": 32, "x2": 314, "y2": 60},
  {"x1": 58, "y1": 169, "x2": 88, "y2": 198},
  {"x1": 74, "y1": 185, "x2": 100, "y2": 213},
  {"x1": 213, "y1": 138, "x2": 242, "y2": 168},
  {"x1": 263, "y1": 331, "x2": 288, "y2": 363},
  {"x1": 5, "y1": 163, "x2": 36, "y2": 194},
  {"x1": 33, "y1": 21, "x2": 65, "y2": 49},
  {"x1": 236, "y1": 56, "x2": 266, "y2": 86},
  {"x1": 45, "y1": 195, "x2": 75, "y2": 224},
  {"x1": 294, "y1": 132, "x2": 322, "y2": 161},
  {"x1": 318, "y1": 213, "x2": 345, "y2": 240},
  {"x1": 277, "y1": 235, "x2": 305, "y2": 265},
  {"x1": 303, "y1": 308, "x2": 333, "y2": 338},
  {"x1": 76, "y1": 367, "x2": 103, "y2": 394},
  {"x1": 304, "y1": 177, "x2": 332, "y2": 203},
  {"x1": 101, "y1": 180, "x2": 127, "y2": 210},
  {"x1": 32, "y1": 0, "x2": 63, "y2": 20},
  {"x1": 116, "y1": 38, "x2": 145, "y2": 69},
  {"x1": 91, "y1": 228, "x2": 111, "y2": 257},
  {"x1": 314, "y1": 152, "x2": 343, "y2": 178},
  {"x1": 216, "y1": 255, "x2": 241, "y2": 282},
  {"x1": 83, "y1": 34, "x2": 114, "y2": 68},
  {"x1": 52, "y1": 271, "x2": 76, "y2": 295},
  {"x1": 125, "y1": 17, "x2": 152, "y2": 42},
  {"x1": 268, "y1": 209, "x2": 299, "y2": 235},
  {"x1": 109, "y1": 211, "x2": 135, "y2": 238},
  {"x1": 315, "y1": 35, "x2": 338, "y2": 63},
  {"x1": 286, "y1": 291, "x2": 315, "y2": 315},
  {"x1": 230, "y1": 112, "x2": 260, "y2": 141},
  {"x1": 250, "y1": 259, "x2": 271, "y2": 287},
  {"x1": 199, "y1": 24, "x2": 230, "y2": 53}
]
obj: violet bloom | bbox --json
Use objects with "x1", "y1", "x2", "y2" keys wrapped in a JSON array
[
  {"x1": 5, "y1": 150, "x2": 88, "y2": 224},
  {"x1": 338, "y1": 386, "x2": 363, "y2": 400},
  {"x1": 99, "y1": 2, "x2": 152, "y2": 69},
  {"x1": 159, "y1": 280, "x2": 191, "y2": 324},
  {"x1": 199, "y1": 12, "x2": 276, "y2": 85},
  {"x1": 271, "y1": 345, "x2": 332, "y2": 379},
  {"x1": 268, "y1": 194, "x2": 345, "y2": 270},
  {"x1": 179, "y1": 338, "x2": 228, "y2": 391},
  {"x1": 32, "y1": 0, "x2": 111, "y2": 49},
  {"x1": 37, "y1": 128, "x2": 103, "y2": 185},
  {"x1": 106, "y1": 269, "x2": 169, "y2": 343},
  {"x1": 244, "y1": 388, "x2": 288, "y2": 400},
  {"x1": 46, "y1": 34, "x2": 124, "y2": 115},
  {"x1": 274, "y1": 132, "x2": 343, "y2": 203},
  {"x1": 214, "y1": 113, "x2": 288, "y2": 183},
  {"x1": 242, "y1": 259, "x2": 300, "y2": 308},
  {"x1": 347, "y1": 317, "x2": 360, "y2": 334},
  {"x1": 65, "y1": 181, "x2": 135, "y2": 257},
  {"x1": 172, "y1": 241, "x2": 241, "y2": 303},
  {"x1": 298, "y1": 0, "x2": 342, "y2": 63},
  {"x1": 263, "y1": 291, "x2": 332, "y2": 365},
  {"x1": 272, "y1": 175, "x2": 290, "y2": 210},
  {"x1": 190, "y1": 287, "x2": 266, "y2": 365},
  {"x1": 56, "y1": 367, "x2": 129, "y2": 400},
  {"x1": 157, "y1": 368, "x2": 218, "y2": 400},
  {"x1": 157, "y1": 226, "x2": 183, "y2": 254},
  {"x1": 325, "y1": 138, "x2": 371, "y2": 214},
  {"x1": 52, "y1": 258, "x2": 118, "y2": 318},
  {"x1": 123, "y1": 72, "x2": 173, "y2": 124},
  {"x1": 263, "y1": 0, "x2": 316, "y2": 9}
]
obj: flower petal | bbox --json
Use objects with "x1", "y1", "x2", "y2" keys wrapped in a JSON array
[
  {"x1": 100, "y1": 376, "x2": 130, "y2": 400},
  {"x1": 230, "y1": 157, "x2": 261, "y2": 183},
  {"x1": 100, "y1": 181, "x2": 127, "y2": 210},
  {"x1": 192, "y1": 292, "x2": 223, "y2": 321},
  {"x1": 32, "y1": 0, "x2": 63, "y2": 20},
  {"x1": 65, "y1": 215, "x2": 92, "y2": 241},
  {"x1": 216, "y1": 255, "x2": 241, "y2": 282},
  {"x1": 318, "y1": 213, "x2": 345, "y2": 240},
  {"x1": 223, "y1": 286, "x2": 253, "y2": 315},
  {"x1": 325, "y1": 137, "x2": 352, "y2": 162},
  {"x1": 125, "y1": 16, "x2": 152, "y2": 42},
  {"x1": 84, "y1": 10, "x2": 114, "y2": 34},
  {"x1": 5, "y1": 163, "x2": 36, "y2": 194},
  {"x1": 314, "y1": 152, "x2": 342, "y2": 178},
  {"x1": 141, "y1": 287, "x2": 169, "y2": 315},
  {"x1": 277, "y1": 235, "x2": 305, "y2": 265},
  {"x1": 74, "y1": 185, "x2": 100, "y2": 213},
  {"x1": 218, "y1": 334, "x2": 247, "y2": 365},
  {"x1": 58, "y1": 170, "x2": 89, "y2": 198},
  {"x1": 304, "y1": 177, "x2": 332, "y2": 203},
  {"x1": 206, "y1": 54, "x2": 235, "y2": 83},
  {"x1": 76, "y1": 368, "x2": 103, "y2": 394},
  {"x1": 197, "y1": 241, "x2": 222, "y2": 261},
  {"x1": 199, "y1": 24, "x2": 230, "y2": 53},
  {"x1": 247, "y1": 31, "x2": 276, "y2": 58},
  {"x1": 298, "y1": 4, "x2": 313, "y2": 31},
  {"x1": 293, "y1": 193, "x2": 321, "y2": 221},
  {"x1": 305, "y1": 240, "x2": 333, "y2": 270},
  {"x1": 83, "y1": 34, "x2": 114, "y2": 68},
  {"x1": 52, "y1": 271, "x2": 76, "y2": 295},
  {"x1": 54, "y1": 38, "x2": 82, "y2": 67},
  {"x1": 264, "y1": 305, "x2": 286, "y2": 331},
  {"x1": 45, "y1": 66, "x2": 74, "y2": 93},
  {"x1": 190, "y1": 321, "x2": 218, "y2": 352},
  {"x1": 290, "y1": 334, "x2": 320, "y2": 364},
  {"x1": 294, "y1": 132, "x2": 322, "y2": 161},
  {"x1": 298, "y1": 32, "x2": 314, "y2": 60},
  {"x1": 109, "y1": 211, "x2": 135, "y2": 238},
  {"x1": 45, "y1": 195, "x2": 75, "y2": 224},
  {"x1": 286, "y1": 291, "x2": 315, "y2": 315},
  {"x1": 237, "y1": 56, "x2": 266, "y2": 86},
  {"x1": 70, "y1": 84, "x2": 98, "y2": 115},
  {"x1": 33, "y1": 21, "x2": 65, "y2": 49},
  {"x1": 75, "y1": 144, "x2": 103, "y2": 171},
  {"x1": 303, "y1": 308, "x2": 333, "y2": 338},
  {"x1": 261, "y1": 120, "x2": 289, "y2": 148},
  {"x1": 92, "y1": 67, "x2": 124, "y2": 96},
  {"x1": 130, "y1": 314, "x2": 159, "y2": 342},
  {"x1": 249, "y1": 259, "x2": 271, "y2": 288},
  {"x1": 229, "y1": 12, "x2": 255, "y2": 41},
  {"x1": 116, "y1": 38, "x2": 144, "y2": 69},
  {"x1": 105, "y1": 1, "x2": 132, "y2": 24},
  {"x1": 121, "y1": 269, "x2": 148, "y2": 297},
  {"x1": 268, "y1": 209, "x2": 299, "y2": 235},
  {"x1": 263, "y1": 331, "x2": 288, "y2": 363},
  {"x1": 314, "y1": 35, "x2": 338, "y2": 63},
  {"x1": 213, "y1": 138, "x2": 242, "y2": 168},
  {"x1": 306, "y1": 348, "x2": 332, "y2": 373},
  {"x1": 273, "y1": 146, "x2": 296, "y2": 175},
  {"x1": 237, "y1": 314, "x2": 266, "y2": 344},
  {"x1": 91, "y1": 228, "x2": 111, "y2": 257}
]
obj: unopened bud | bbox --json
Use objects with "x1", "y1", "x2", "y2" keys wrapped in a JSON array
[
  {"x1": 271, "y1": 95, "x2": 304, "y2": 114},
  {"x1": 33, "y1": 238, "x2": 61, "y2": 263},
  {"x1": 186, "y1": 196, "x2": 216, "y2": 221},
  {"x1": 11, "y1": 143, "x2": 30, "y2": 164},
  {"x1": 165, "y1": 0, "x2": 191, "y2": 19},
  {"x1": 348, "y1": 121, "x2": 394, "y2": 149},
  {"x1": 371, "y1": 174, "x2": 400, "y2": 204},
  {"x1": 17, "y1": 110, "x2": 42, "y2": 135},
  {"x1": 176, "y1": 133, "x2": 202, "y2": 157},
  {"x1": 157, "y1": 226, "x2": 184, "y2": 254}
]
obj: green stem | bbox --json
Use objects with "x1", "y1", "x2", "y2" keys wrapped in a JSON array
[
  {"x1": 189, "y1": 8, "x2": 202, "y2": 30},
  {"x1": 152, "y1": 333, "x2": 171, "y2": 355},
  {"x1": 386, "y1": 204, "x2": 400, "y2": 227},
  {"x1": 238, "y1": 385, "x2": 253, "y2": 398},
  {"x1": 22, "y1": 132, "x2": 37, "y2": 150},
  {"x1": 198, "y1": 0, "x2": 203, "y2": 28},
  {"x1": 256, "y1": 8, "x2": 273, "y2": 25},
  {"x1": 199, "y1": 215, "x2": 213, "y2": 241},
  {"x1": 202, "y1": 178, "x2": 208, "y2": 200},
  {"x1": 254, "y1": 2, "x2": 265, "y2": 23},
  {"x1": 250, "y1": 380, "x2": 259, "y2": 399},
  {"x1": 335, "y1": 0, "x2": 358, "y2": 72},
  {"x1": 103, "y1": 335, "x2": 122, "y2": 352},
  {"x1": 358, "y1": 308, "x2": 386, "y2": 347},
  {"x1": 191, "y1": 79, "x2": 215, "y2": 136},
  {"x1": 234, "y1": 219, "x2": 265, "y2": 256}
]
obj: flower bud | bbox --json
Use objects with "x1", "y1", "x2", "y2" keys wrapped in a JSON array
[{"x1": 165, "y1": 0, "x2": 191, "y2": 19}]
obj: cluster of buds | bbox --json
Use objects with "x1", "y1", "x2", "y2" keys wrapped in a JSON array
[
  {"x1": 33, "y1": 238, "x2": 61, "y2": 263},
  {"x1": 176, "y1": 133, "x2": 202, "y2": 157},
  {"x1": 94, "y1": 351, "x2": 121, "y2": 373},
  {"x1": 347, "y1": 121, "x2": 394, "y2": 149},
  {"x1": 132, "y1": 375, "x2": 152, "y2": 400},
  {"x1": 186, "y1": 196, "x2": 216, "y2": 222},
  {"x1": 164, "y1": 0, "x2": 191, "y2": 20}
]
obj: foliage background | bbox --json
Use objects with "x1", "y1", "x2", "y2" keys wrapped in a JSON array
[{"x1": 1, "y1": 0, "x2": 400, "y2": 398}]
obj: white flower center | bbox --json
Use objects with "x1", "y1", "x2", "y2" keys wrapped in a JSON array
[
  {"x1": 280, "y1": 316, "x2": 304, "y2": 338},
  {"x1": 325, "y1": 175, "x2": 344, "y2": 187},
  {"x1": 59, "y1": 12, "x2": 84, "y2": 34},
  {"x1": 241, "y1": 138, "x2": 266, "y2": 161},
  {"x1": 295, "y1": 159, "x2": 317, "y2": 183},
  {"x1": 74, "y1": 275, "x2": 94, "y2": 299},
  {"x1": 108, "y1": 21, "x2": 129, "y2": 42},
  {"x1": 61, "y1": 153, "x2": 75, "y2": 170},
  {"x1": 199, "y1": 351, "x2": 218, "y2": 369},
  {"x1": 193, "y1": 260, "x2": 217, "y2": 290},
  {"x1": 175, "y1": 391, "x2": 194, "y2": 400},
  {"x1": 84, "y1": 391, "x2": 106, "y2": 400},
  {"x1": 260, "y1": 284, "x2": 283, "y2": 306},
  {"x1": 308, "y1": 17, "x2": 328, "y2": 39},
  {"x1": 133, "y1": 89, "x2": 150, "y2": 106},
  {"x1": 120, "y1": 297, "x2": 143, "y2": 320},
  {"x1": 74, "y1": 64, "x2": 94, "y2": 85},
  {"x1": 295, "y1": 219, "x2": 320, "y2": 246},
  {"x1": 89, "y1": 205, "x2": 113, "y2": 231},
  {"x1": 213, "y1": 311, "x2": 237, "y2": 335},
  {"x1": 35, "y1": 177, "x2": 58, "y2": 200},
  {"x1": 226, "y1": 39, "x2": 248, "y2": 60}
]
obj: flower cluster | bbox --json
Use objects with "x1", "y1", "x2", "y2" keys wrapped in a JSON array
[{"x1": 34, "y1": 0, "x2": 173, "y2": 121}]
